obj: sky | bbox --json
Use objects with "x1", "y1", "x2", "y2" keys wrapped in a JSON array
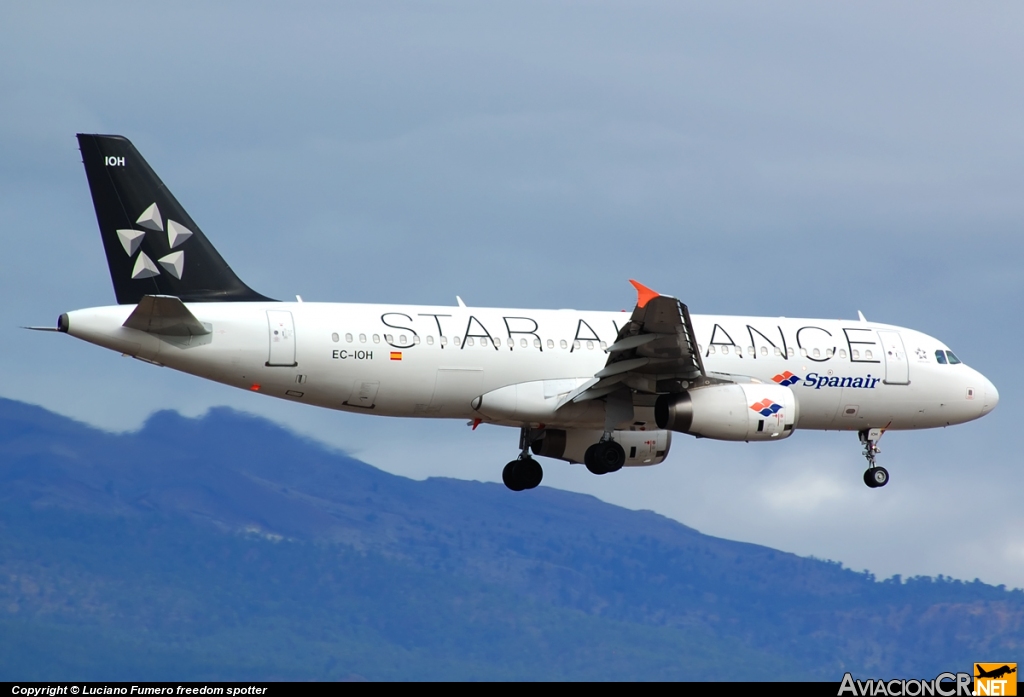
[{"x1": 2, "y1": 1, "x2": 1022, "y2": 587}]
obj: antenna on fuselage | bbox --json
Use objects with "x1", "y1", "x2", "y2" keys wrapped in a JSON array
[{"x1": 857, "y1": 310, "x2": 867, "y2": 322}]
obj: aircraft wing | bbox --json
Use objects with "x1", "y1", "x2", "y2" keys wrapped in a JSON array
[{"x1": 561, "y1": 280, "x2": 723, "y2": 406}]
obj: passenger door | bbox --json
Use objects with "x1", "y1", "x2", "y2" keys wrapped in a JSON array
[
  {"x1": 266, "y1": 310, "x2": 298, "y2": 367},
  {"x1": 877, "y1": 330, "x2": 909, "y2": 385}
]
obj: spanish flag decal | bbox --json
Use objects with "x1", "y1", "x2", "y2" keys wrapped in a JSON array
[{"x1": 390, "y1": 351, "x2": 403, "y2": 361}]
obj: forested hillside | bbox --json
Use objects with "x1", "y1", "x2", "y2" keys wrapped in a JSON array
[{"x1": 0, "y1": 398, "x2": 1020, "y2": 680}]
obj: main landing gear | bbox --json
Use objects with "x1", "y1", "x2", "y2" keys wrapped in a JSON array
[
  {"x1": 584, "y1": 439, "x2": 625, "y2": 476},
  {"x1": 859, "y1": 428, "x2": 889, "y2": 489},
  {"x1": 503, "y1": 428, "x2": 544, "y2": 491}
]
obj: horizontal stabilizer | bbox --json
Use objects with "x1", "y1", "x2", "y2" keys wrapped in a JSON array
[{"x1": 123, "y1": 295, "x2": 210, "y2": 337}]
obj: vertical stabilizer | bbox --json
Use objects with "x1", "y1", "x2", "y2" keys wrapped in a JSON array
[{"x1": 76, "y1": 134, "x2": 272, "y2": 304}]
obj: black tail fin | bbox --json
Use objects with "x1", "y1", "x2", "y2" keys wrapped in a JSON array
[{"x1": 76, "y1": 134, "x2": 272, "y2": 304}]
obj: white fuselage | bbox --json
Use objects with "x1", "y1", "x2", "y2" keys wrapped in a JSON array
[{"x1": 64, "y1": 301, "x2": 998, "y2": 435}]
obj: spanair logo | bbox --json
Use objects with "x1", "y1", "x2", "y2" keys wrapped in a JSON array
[
  {"x1": 115, "y1": 202, "x2": 192, "y2": 281},
  {"x1": 750, "y1": 399, "x2": 782, "y2": 417},
  {"x1": 974, "y1": 663, "x2": 1017, "y2": 696},
  {"x1": 772, "y1": 371, "x2": 801, "y2": 386}
]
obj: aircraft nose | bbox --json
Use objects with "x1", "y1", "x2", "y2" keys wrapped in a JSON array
[{"x1": 981, "y1": 375, "x2": 999, "y2": 416}]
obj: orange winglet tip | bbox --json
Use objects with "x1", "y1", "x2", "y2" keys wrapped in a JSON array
[
  {"x1": 471, "y1": 418, "x2": 482, "y2": 430},
  {"x1": 629, "y1": 279, "x2": 660, "y2": 308}
]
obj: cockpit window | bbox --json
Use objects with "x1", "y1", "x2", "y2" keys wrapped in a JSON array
[
  {"x1": 935, "y1": 350, "x2": 947, "y2": 365},
  {"x1": 946, "y1": 350, "x2": 961, "y2": 365}
]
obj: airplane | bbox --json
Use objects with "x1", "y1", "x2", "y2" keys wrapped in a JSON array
[
  {"x1": 975, "y1": 665, "x2": 1016, "y2": 680},
  {"x1": 40, "y1": 134, "x2": 999, "y2": 492}
]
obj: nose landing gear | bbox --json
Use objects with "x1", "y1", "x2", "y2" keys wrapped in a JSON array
[{"x1": 859, "y1": 427, "x2": 889, "y2": 488}]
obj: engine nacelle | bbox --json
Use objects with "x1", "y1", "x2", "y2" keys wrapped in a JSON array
[
  {"x1": 532, "y1": 428, "x2": 672, "y2": 466},
  {"x1": 655, "y1": 383, "x2": 798, "y2": 441}
]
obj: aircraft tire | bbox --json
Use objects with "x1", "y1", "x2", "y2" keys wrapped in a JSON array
[
  {"x1": 601, "y1": 441, "x2": 626, "y2": 473},
  {"x1": 518, "y1": 457, "x2": 543, "y2": 489},
  {"x1": 584, "y1": 444, "x2": 607, "y2": 475},
  {"x1": 503, "y1": 460, "x2": 527, "y2": 491},
  {"x1": 863, "y1": 467, "x2": 889, "y2": 488}
]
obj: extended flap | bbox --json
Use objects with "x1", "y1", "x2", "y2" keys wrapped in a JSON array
[{"x1": 123, "y1": 295, "x2": 210, "y2": 336}]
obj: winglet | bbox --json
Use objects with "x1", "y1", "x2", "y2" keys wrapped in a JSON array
[{"x1": 629, "y1": 279, "x2": 660, "y2": 309}]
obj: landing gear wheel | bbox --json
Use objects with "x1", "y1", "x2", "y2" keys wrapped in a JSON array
[
  {"x1": 863, "y1": 467, "x2": 889, "y2": 488},
  {"x1": 599, "y1": 441, "x2": 625, "y2": 473},
  {"x1": 584, "y1": 444, "x2": 606, "y2": 475},
  {"x1": 503, "y1": 460, "x2": 527, "y2": 491},
  {"x1": 518, "y1": 457, "x2": 543, "y2": 489},
  {"x1": 503, "y1": 458, "x2": 543, "y2": 491},
  {"x1": 584, "y1": 441, "x2": 626, "y2": 475}
]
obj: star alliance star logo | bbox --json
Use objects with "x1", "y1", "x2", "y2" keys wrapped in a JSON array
[{"x1": 115, "y1": 202, "x2": 192, "y2": 280}]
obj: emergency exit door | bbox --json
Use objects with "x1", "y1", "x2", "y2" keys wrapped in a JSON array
[{"x1": 266, "y1": 310, "x2": 298, "y2": 367}]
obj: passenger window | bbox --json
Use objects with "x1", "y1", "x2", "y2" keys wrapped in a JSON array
[
  {"x1": 586, "y1": 341, "x2": 594, "y2": 350},
  {"x1": 839, "y1": 349, "x2": 847, "y2": 359},
  {"x1": 935, "y1": 350, "x2": 947, "y2": 364},
  {"x1": 372, "y1": 334, "x2": 380, "y2": 344},
  {"x1": 454, "y1": 336, "x2": 461, "y2": 346},
  {"x1": 747, "y1": 346, "x2": 754, "y2": 355},
  {"x1": 520, "y1": 338, "x2": 528, "y2": 348},
  {"x1": 385, "y1": 334, "x2": 393, "y2": 343},
  {"x1": 826, "y1": 348, "x2": 834, "y2": 358},
  {"x1": 413, "y1": 336, "x2": 420, "y2": 345},
  {"x1": 600, "y1": 341, "x2": 607, "y2": 349},
  {"x1": 761, "y1": 347, "x2": 768, "y2": 357},
  {"x1": 573, "y1": 341, "x2": 581, "y2": 350},
  {"x1": 440, "y1": 336, "x2": 448, "y2": 347},
  {"x1": 787, "y1": 347, "x2": 795, "y2": 358},
  {"x1": 722, "y1": 346, "x2": 729, "y2": 355},
  {"x1": 865, "y1": 350, "x2": 873, "y2": 360},
  {"x1": 467, "y1": 337, "x2": 475, "y2": 347},
  {"x1": 812, "y1": 348, "x2": 820, "y2": 358},
  {"x1": 800, "y1": 348, "x2": 807, "y2": 357},
  {"x1": 534, "y1": 338, "x2": 542, "y2": 348},
  {"x1": 852, "y1": 349, "x2": 859, "y2": 359},
  {"x1": 547, "y1": 339, "x2": 554, "y2": 349},
  {"x1": 400, "y1": 334, "x2": 407, "y2": 344},
  {"x1": 480, "y1": 337, "x2": 488, "y2": 347},
  {"x1": 345, "y1": 333, "x2": 353, "y2": 343},
  {"x1": 331, "y1": 333, "x2": 340, "y2": 343},
  {"x1": 708, "y1": 346, "x2": 716, "y2": 355},
  {"x1": 426, "y1": 336, "x2": 434, "y2": 346},
  {"x1": 946, "y1": 351, "x2": 961, "y2": 364},
  {"x1": 359, "y1": 333, "x2": 366, "y2": 343},
  {"x1": 774, "y1": 347, "x2": 781, "y2": 356},
  {"x1": 560, "y1": 340, "x2": 568, "y2": 349}
]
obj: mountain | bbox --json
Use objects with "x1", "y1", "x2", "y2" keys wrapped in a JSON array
[{"x1": 0, "y1": 397, "x2": 1020, "y2": 680}]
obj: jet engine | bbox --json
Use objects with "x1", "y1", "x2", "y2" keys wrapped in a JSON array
[
  {"x1": 531, "y1": 428, "x2": 671, "y2": 466},
  {"x1": 655, "y1": 383, "x2": 798, "y2": 441}
]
